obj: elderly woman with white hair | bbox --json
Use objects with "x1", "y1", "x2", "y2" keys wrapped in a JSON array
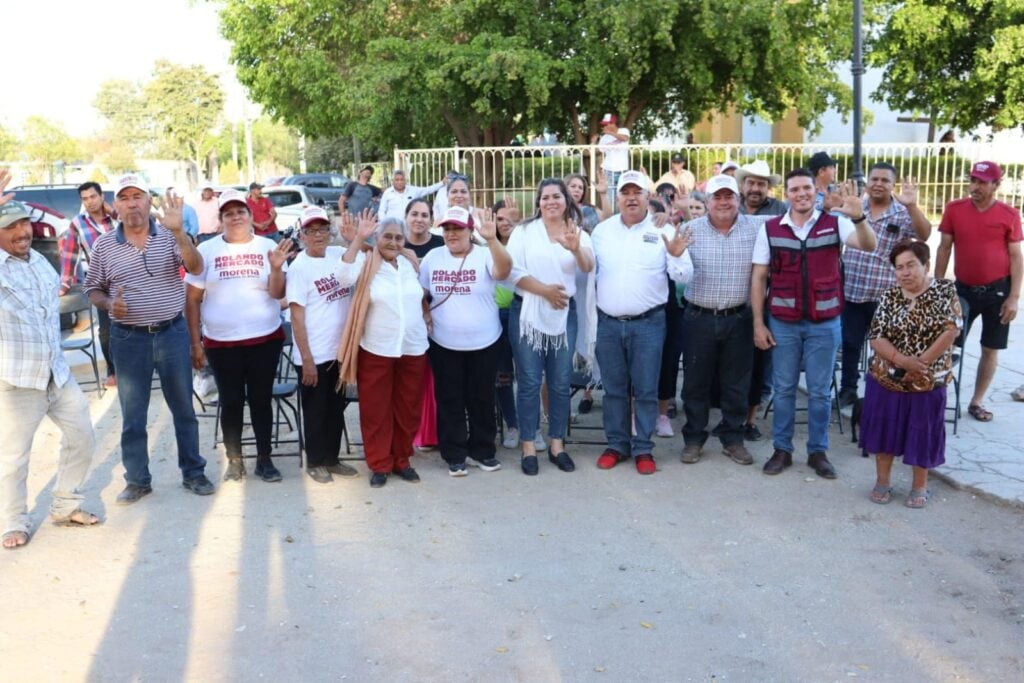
[{"x1": 336, "y1": 211, "x2": 429, "y2": 488}]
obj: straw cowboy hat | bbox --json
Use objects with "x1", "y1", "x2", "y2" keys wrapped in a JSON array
[{"x1": 734, "y1": 160, "x2": 782, "y2": 187}]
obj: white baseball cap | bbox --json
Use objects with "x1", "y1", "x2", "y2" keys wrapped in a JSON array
[
  {"x1": 705, "y1": 174, "x2": 740, "y2": 196},
  {"x1": 439, "y1": 206, "x2": 473, "y2": 229},
  {"x1": 114, "y1": 173, "x2": 149, "y2": 198},
  {"x1": 616, "y1": 170, "x2": 649, "y2": 192},
  {"x1": 300, "y1": 206, "x2": 331, "y2": 228},
  {"x1": 721, "y1": 160, "x2": 739, "y2": 174},
  {"x1": 217, "y1": 188, "x2": 248, "y2": 211}
]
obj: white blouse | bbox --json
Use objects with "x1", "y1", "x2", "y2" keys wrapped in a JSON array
[{"x1": 336, "y1": 251, "x2": 428, "y2": 358}]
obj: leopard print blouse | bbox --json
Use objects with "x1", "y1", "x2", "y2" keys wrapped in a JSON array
[{"x1": 868, "y1": 278, "x2": 962, "y2": 383}]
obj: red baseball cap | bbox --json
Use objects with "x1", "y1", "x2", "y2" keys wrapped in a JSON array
[
  {"x1": 970, "y1": 161, "x2": 1002, "y2": 183},
  {"x1": 600, "y1": 113, "x2": 618, "y2": 126}
]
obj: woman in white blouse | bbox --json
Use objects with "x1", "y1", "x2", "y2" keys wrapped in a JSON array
[
  {"x1": 418, "y1": 206, "x2": 512, "y2": 477},
  {"x1": 506, "y1": 178, "x2": 595, "y2": 475},
  {"x1": 336, "y1": 212, "x2": 429, "y2": 488}
]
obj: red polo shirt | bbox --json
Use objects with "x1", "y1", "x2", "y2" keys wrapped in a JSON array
[
  {"x1": 246, "y1": 195, "x2": 278, "y2": 236},
  {"x1": 939, "y1": 197, "x2": 1022, "y2": 286}
]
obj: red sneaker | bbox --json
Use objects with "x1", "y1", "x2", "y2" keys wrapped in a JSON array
[
  {"x1": 635, "y1": 454, "x2": 656, "y2": 475},
  {"x1": 596, "y1": 449, "x2": 627, "y2": 470}
]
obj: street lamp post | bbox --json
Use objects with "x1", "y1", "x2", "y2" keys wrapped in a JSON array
[{"x1": 852, "y1": 0, "x2": 865, "y2": 190}]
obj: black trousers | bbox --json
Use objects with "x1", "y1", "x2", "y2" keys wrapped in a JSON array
[
  {"x1": 298, "y1": 361, "x2": 345, "y2": 468},
  {"x1": 428, "y1": 339, "x2": 501, "y2": 465},
  {"x1": 206, "y1": 339, "x2": 283, "y2": 458},
  {"x1": 682, "y1": 306, "x2": 754, "y2": 447},
  {"x1": 840, "y1": 300, "x2": 878, "y2": 392},
  {"x1": 658, "y1": 292, "x2": 686, "y2": 401},
  {"x1": 97, "y1": 307, "x2": 115, "y2": 377}
]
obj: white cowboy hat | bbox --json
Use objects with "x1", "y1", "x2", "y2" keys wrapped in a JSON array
[{"x1": 734, "y1": 160, "x2": 782, "y2": 187}]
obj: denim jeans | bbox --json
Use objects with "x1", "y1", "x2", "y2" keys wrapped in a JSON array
[
  {"x1": 111, "y1": 316, "x2": 206, "y2": 486},
  {"x1": 595, "y1": 309, "x2": 666, "y2": 456},
  {"x1": 840, "y1": 300, "x2": 877, "y2": 393},
  {"x1": 0, "y1": 377, "x2": 95, "y2": 534},
  {"x1": 768, "y1": 315, "x2": 841, "y2": 455},
  {"x1": 604, "y1": 170, "x2": 623, "y2": 214},
  {"x1": 682, "y1": 306, "x2": 753, "y2": 447},
  {"x1": 509, "y1": 298, "x2": 577, "y2": 442}
]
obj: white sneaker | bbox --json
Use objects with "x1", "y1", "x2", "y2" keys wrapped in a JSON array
[
  {"x1": 534, "y1": 434, "x2": 548, "y2": 452},
  {"x1": 655, "y1": 415, "x2": 674, "y2": 438},
  {"x1": 502, "y1": 427, "x2": 520, "y2": 449}
]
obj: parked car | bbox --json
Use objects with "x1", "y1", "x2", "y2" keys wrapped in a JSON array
[
  {"x1": 10, "y1": 184, "x2": 114, "y2": 222},
  {"x1": 278, "y1": 173, "x2": 350, "y2": 209},
  {"x1": 262, "y1": 185, "x2": 335, "y2": 231}
]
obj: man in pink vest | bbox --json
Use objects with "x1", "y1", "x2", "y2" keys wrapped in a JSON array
[{"x1": 750, "y1": 168, "x2": 877, "y2": 479}]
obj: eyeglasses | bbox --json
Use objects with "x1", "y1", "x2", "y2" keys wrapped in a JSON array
[{"x1": 302, "y1": 226, "x2": 331, "y2": 235}]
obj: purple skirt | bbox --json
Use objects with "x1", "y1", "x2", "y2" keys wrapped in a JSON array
[{"x1": 859, "y1": 375, "x2": 947, "y2": 469}]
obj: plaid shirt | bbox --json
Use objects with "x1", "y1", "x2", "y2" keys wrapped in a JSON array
[
  {"x1": 0, "y1": 248, "x2": 70, "y2": 390},
  {"x1": 58, "y1": 211, "x2": 116, "y2": 293},
  {"x1": 842, "y1": 199, "x2": 914, "y2": 303},
  {"x1": 679, "y1": 214, "x2": 763, "y2": 309}
]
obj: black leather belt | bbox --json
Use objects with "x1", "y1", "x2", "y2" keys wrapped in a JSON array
[
  {"x1": 959, "y1": 277, "x2": 1009, "y2": 294},
  {"x1": 688, "y1": 303, "x2": 747, "y2": 317},
  {"x1": 113, "y1": 313, "x2": 183, "y2": 334},
  {"x1": 598, "y1": 304, "x2": 665, "y2": 321}
]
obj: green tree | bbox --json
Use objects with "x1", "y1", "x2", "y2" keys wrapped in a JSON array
[
  {"x1": 145, "y1": 60, "x2": 225, "y2": 171},
  {"x1": 22, "y1": 116, "x2": 81, "y2": 183},
  {"x1": 93, "y1": 79, "x2": 155, "y2": 157},
  {"x1": 220, "y1": 0, "x2": 860, "y2": 148},
  {"x1": 869, "y1": 0, "x2": 1024, "y2": 136},
  {"x1": 0, "y1": 124, "x2": 17, "y2": 160}
]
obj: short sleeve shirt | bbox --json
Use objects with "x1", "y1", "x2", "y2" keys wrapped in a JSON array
[
  {"x1": 343, "y1": 183, "x2": 383, "y2": 216},
  {"x1": 286, "y1": 246, "x2": 352, "y2": 365},
  {"x1": 419, "y1": 245, "x2": 501, "y2": 351},
  {"x1": 938, "y1": 198, "x2": 1023, "y2": 286},
  {"x1": 869, "y1": 278, "x2": 962, "y2": 381}
]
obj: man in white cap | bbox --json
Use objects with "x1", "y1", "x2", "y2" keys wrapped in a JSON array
[
  {"x1": 0, "y1": 172, "x2": 101, "y2": 549},
  {"x1": 675, "y1": 174, "x2": 762, "y2": 467},
  {"x1": 591, "y1": 170, "x2": 689, "y2": 475},
  {"x1": 591, "y1": 113, "x2": 630, "y2": 212},
  {"x1": 287, "y1": 206, "x2": 360, "y2": 483},
  {"x1": 194, "y1": 184, "x2": 220, "y2": 243},
  {"x1": 736, "y1": 160, "x2": 786, "y2": 217},
  {"x1": 85, "y1": 173, "x2": 214, "y2": 504}
]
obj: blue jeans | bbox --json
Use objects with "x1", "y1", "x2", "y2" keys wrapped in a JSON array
[
  {"x1": 595, "y1": 309, "x2": 666, "y2": 456},
  {"x1": 509, "y1": 298, "x2": 577, "y2": 442},
  {"x1": 110, "y1": 316, "x2": 206, "y2": 486},
  {"x1": 768, "y1": 316, "x2": 841, "y2": 455},
  {"x1": 604, "y1": 170, "x2": 623, "y2": 214}
]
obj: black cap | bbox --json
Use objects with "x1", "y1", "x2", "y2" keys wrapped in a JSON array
[
  {"x1": 671, "y1": 153, "x2": 684, "y2": 163},
  {"x1": 249, "y1": 182, "x2": 263, "y2": 190},
  {"x1": 808, "y1": 152, "x2": 837, "y2": 174}
]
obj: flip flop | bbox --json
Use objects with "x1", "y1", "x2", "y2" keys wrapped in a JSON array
[
  {"x1": 869, "y1": 484, "x2": 893, "y2": 505},
  {"x1": 968, "y1": 404, "x2": 993, "y2": 422},
  {"x1": 51, "y1": 509, "x2": 102, "y2": 527},
  {"x1": 2, "y1": 530, "x2": 30, "y2": 549},
  {"x1": 905, "y1": 488, "x2": 930, "y2": 509}
]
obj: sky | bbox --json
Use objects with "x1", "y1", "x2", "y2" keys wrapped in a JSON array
[{"x1": 2, "y1": 0, "x2": 250, "y2": 136}]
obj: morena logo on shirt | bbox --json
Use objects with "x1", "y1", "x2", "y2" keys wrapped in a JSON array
[
  {"x1": 313, "y1": 274, "x2": 351, "y2": 302},
  {"x1": 214, "y1": 252, "x2": 266, "y2": 279}
]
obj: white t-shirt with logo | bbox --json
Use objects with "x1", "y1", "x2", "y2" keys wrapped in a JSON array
[
  {"x1": 599, "y1": 128, "x2": 631, "y2": 172},
  {"x1": 185, "y1": 235, "x2": 283, "y2": 342},
  {"x1": 286, "y1": 246, "x2": 353, "y2": 365},
  {"x1": 418, "y1": 245, "x2": 501, "y2": 351}
]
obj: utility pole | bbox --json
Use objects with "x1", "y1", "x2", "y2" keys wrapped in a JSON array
[
  {"x1": 851, "y1": 0, "x2": 865, "y2": 190},
  {"x1": 298, "y1": 133, "x2": 307, "y2": 174}
]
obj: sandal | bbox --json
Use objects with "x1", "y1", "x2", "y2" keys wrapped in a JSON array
[
  {"x1": 968, "y1": 404, "x2": 993, "y2": 422},
  {"x1": 905, "y1": 488, "x2": 930, "y2": 509},
  {"x1": 51, "y1": 509, "x2": 102, "y2": 527},
  {"x1": 869, "y1": 484, "x2": 893, "y2": 505},
  {"x1": 2, "y1": 530, "x2": 30, "y2": 549}
]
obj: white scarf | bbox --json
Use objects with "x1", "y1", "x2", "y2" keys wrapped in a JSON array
[{"x1": 518, "y1": 219, "x2": 570, "y2": 352}]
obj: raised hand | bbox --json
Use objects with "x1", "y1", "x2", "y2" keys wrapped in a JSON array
[
  {"x1": 338, "y1": 211, "x2": 356, "y2": 242},
  {"x1": 896, "y1": 176, "x2": 919, "y2": 207},
  {"x1": 661, "y1": 224, "x2": 693, "y2": 257},
  {"x1": 355, "y1": 208, "x2": 377, "y2": 242},
  {"x1": 160, "y1": 189, "x2": 185, "y2": 233},
  {"x1": 829, "y1": 180, "x2": 863, "y2": 218},
  {"x1": 595, "y1": 175, "x2": 608, "y2": 194},
  {"x1": 268, "y1": 238, "x2": 293, "y2": 269},
  {"x1": 475, "y1": 208, "x2": 497, "y2": 241},
  {"x1": 0, "y1": 168, "x2": 14, "y2": 206},
  {"x1": 553, "y1": 220, "x2": 581, "y2": 253}
]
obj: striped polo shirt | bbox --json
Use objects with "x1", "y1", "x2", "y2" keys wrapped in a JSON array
[{"x1": 84, "y1": 219, "x2": 187, "y2": 326}]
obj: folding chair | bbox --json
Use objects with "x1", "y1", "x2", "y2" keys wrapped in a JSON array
[
  {"x1": 339, "y1": 383, "x2": 362, "y2": 457},
  {"x1": 59, "y1": 292, "x2": 104, "y2": 396},
  {"x1": 947, "y1": 296, "x2": 972, "y2": 435},
  {"x1": 762, "y1": 357, "x2": 844, "y2": 434},
  {"x1": 564, "y1": 369, "x2": 607, "y2": 446}
]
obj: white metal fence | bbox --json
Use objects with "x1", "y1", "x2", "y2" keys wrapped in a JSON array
[{"x1": 390, "y1": 143, "x2": 1024, "y2": 218}]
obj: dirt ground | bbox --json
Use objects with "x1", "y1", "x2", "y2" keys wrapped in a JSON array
[{"x1": 2, "y1": 373, "x2": 1023, "y2": 682}]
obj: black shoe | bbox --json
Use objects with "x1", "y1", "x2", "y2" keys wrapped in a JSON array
[
  {"x1": 254, "y1": 461, "x2": 283, "y2": 483},
  {"x1": 762, "y1": 449, "x2": 793, "y2": 475},
  {"x1": 392, "y1": 467, "x2": 421, "y2": 483},
  {"x1": 577, "y1": 398, "x2": 593, "y2": 414},
  {"x1": 182, "y1": 475, "x2": 215, "y2": 496},
  {"x1": 307, "y1": 466, "x2": 333, "y2": 484},
  {"x1": 468, "y1": 457, "x2": 502, "y2": 472},
  {"x1": 808, "y1": 452, "x2": 837, "y2": 479},
  {"x1": 370, "y1": 472, "x2": 388, "y2": 488},
  {"x1": 521, "y1": 455, "x2": 539, "y2": 476},
  {"x1": 838, "y1": 388, "x2": 858, "y2": 408},
  {"x1": 548, "y1": 452, "x2": 575, "y2": 472},
  {"x1": 116, "y1": 483, "x2": 153, "y2": 505},
  {"x1": 223, "y1": 457, "x2": 246, "y2": 482},
  {"x1": 666, "y1": 404, "x2": 678, "y2": 419},
  {"x1": 743, "y1": 423, "x2": 763, "y2": 441},
  {"x1": 326, "y1": 461, "x2": 359, "y2": 478}
]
